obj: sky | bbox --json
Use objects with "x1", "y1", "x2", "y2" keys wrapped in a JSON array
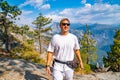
[{"x1": 5, "y1": 0, "x2": 120, "y2": 27}]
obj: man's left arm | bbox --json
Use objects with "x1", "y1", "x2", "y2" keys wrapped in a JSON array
[{"x1": 74, "y1": 49, "x2": 84, "y2": 69}]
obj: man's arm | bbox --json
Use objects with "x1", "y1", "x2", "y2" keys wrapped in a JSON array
[
  {"x1": 46, "y1": 51, "x2": 53, "y2": 75},
  {"x1": 74, "y1": 49, "x2": 84, "y2": 69}
]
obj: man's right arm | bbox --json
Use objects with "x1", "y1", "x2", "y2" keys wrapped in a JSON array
[{"x1": 46, "y1": 51, "x2": 53, "y2": 75}]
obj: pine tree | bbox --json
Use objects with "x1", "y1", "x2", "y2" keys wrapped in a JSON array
[
  {"x1": 103, "y1": 29, "x2": 120, "y2": 72},
  {"x1": 0, "y1": 0, "x2": 21, "y2": 52},
  {"x1": 32, "y1": 13, "x2": 52, "y2": 54},
  {"x1": 80, "y1": 24, "x2": 97, "y2": 64}
]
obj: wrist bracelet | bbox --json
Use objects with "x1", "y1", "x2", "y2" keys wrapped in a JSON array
[{"x1": 46, "y1": 65, "x2": 50, "y2": 67}]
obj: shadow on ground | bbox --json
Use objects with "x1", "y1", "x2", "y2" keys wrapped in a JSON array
[{"x1": 25, "y1": 71, "x2": 49, "y2": 80}]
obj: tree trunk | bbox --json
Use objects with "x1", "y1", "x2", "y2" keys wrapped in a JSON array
[
  {"x1": 39, "y1": 34, "x2": 42, "y2": 54},
  {"x1": 3, "y1": 13, "x2": 11, "y2": 53},
  {"x1": 86, "y1": 56, "x2": 89, "y2": 64},
  {"x1": 38, "y1": 24, "x2": 42, "y2": 55},
  {"x1": 5, "y1": 26, "x2": 10, "y2": 52}
]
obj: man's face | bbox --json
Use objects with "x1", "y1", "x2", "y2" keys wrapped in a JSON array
[{"x1": 60, "y1": 20, "x2": 70, "y2": 32}]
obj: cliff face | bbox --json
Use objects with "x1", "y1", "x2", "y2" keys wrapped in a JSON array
[{"x1": 0, "y1": 58, "x2": 120, "y2": 80}]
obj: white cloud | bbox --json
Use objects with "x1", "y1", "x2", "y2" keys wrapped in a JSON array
[
  {"x1": 14, "y1": 10, "x2": 34, "y2": 27},
  {"x1": 85, "y1": 3, "x2": 91, "y2": 8},
  {"x1": 45, "y1": 3, "x2": 120, "y2": 24},
  {"x1": 81, "y1": 0, "x2": 86, "y2": 4},
  {"x1": 19, "y1": 1, "x2": 30, "y2": 8},
  {"x1": 45, "y1": 15, "x2": 64, "y2": 22},
  {"x1": 19, "y1": 0, "x2": 50, "y2": 10},
  {"x1": 22, "y1": 10, "x2": 33, "y2": 15},
  {"x1": 41, "y1": 4, "x2": 50, "y2": 10},
  {"x1": 60, "y1": 8, "x2": 74, "y2": 16},
  {"x1": 17, "y1": 2, "x2": 120, "y2": 26}
]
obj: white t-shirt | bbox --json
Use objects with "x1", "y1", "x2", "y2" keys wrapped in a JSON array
[{"x1": 47, "y1": 33, "x2": 80, "y2": 71}]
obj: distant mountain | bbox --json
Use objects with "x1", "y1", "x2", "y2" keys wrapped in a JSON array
[
  {"x1": 51, "y1": 22, "x2": 120, "y2": 62},
  {"x1": 71, "y1": 23, "x2": 120, "y2": 62},
  {"x1": 71, "y1": 23, "x2": 119, "y2": 50}
]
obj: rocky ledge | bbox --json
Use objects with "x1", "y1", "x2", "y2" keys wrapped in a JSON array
[{"x1": 0, "y1": 58, "x2": 120, "y2": 80}]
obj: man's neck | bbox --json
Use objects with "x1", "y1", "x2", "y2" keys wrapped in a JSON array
[{"x1": 60, "y1": 31, "x2": 69, "y2": 35}]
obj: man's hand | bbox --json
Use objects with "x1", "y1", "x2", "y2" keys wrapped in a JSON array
[
  {"x1": 46, "y1": 66, "x2": 51, "y2": 75},
  {"x1": 80, "y1": 62, "x2": 84, "y2": 69},
  {"x1": 74, "y1": 49, "x2": 84, "y2": 69},
  {"x1": 46, "y1": 52, "x2": 53, "y2": 75}
]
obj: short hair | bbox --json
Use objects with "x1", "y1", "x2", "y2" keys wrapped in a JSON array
[{"x1": 59, "y1": 18, "x2": 70, "y2": 26}]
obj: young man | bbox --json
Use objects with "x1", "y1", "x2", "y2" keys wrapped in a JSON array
[{"x1": 46, "y1": 18, "x2": 84, "y2": 80}]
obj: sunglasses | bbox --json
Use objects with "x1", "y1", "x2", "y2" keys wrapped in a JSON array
[{"x1": 61, "y1": 23, "x2": 70, "y2": 26}]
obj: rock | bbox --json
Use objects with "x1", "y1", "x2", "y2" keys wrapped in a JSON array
[
  {"x1": 74, "y1": 72, "x2": 120, "y2": 80},
  {"x1": 0, "y1": 58, "x2": 120, "y2": 80},
  {"x1": 0, "y1": 58, "x2": 52, "y2": 80}
]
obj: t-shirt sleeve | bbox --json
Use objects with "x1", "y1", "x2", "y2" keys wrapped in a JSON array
[
  {"x1": 74, "y1": 36, "x2": 80, "y2": 49},
  {"x1": 47, "y1": 37, "x2": 55, "y2": 52}
]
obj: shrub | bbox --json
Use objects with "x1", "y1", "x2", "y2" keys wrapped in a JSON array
[
  {"x1": 10, "y1": 41, "x2": 46, "y2": 65},
  {"x1": 74, "y1": 63, "x2": 92, "y2": 74}
]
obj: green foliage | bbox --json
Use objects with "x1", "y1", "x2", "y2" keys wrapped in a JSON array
[
  {"x1": 74, "y1": 63, "x2": 92, "y2": 74},
  {"x1": 0, "y1": 1, "x2": 21, "y2": 18},
  {"x1": 80, "y1": 24, "x2": 97, "y2": 65},
  {"x1": 81, "y1": 51, "x2": 88, "y2": 64},
  {"x1": 10, "y1": 25, "x2": 21, "y2": 34},
  {"x1": 19, "y1": 25, "x2": 30, "y2": 35},
  {"x1": 32, "y1": 13, "x2": 52, "y2": 54},
  {"x1": 10, "y1": 24, "x2": 46, "y2": 65},
  {"x1": 83, "y1": 64, "x2": 93, "y2": 74},
  {"x1": 103, "y1": 29, "x2": 120, "y2": 72},
  {"x1": 0, "y1": 0, "x2": 21, "y2": 52},
  {"x1": 10, "y1": 41, "x2": 46, "y2": 65},
  {"x1": 27, "y1": 39, "x2": 34, "y2": 44}
]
